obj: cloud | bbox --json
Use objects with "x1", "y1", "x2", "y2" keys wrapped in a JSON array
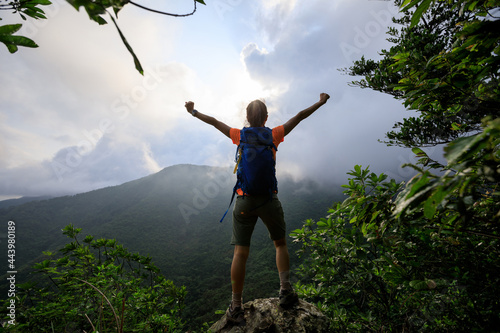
[
  {"x1": 0, "y1": 0, "x2": 195, "y2": 197},
  {"x1": 256, "y1": 0, "x2": 298, "y2": 44},
  {"x1": 0, "y1": 0, "x2": 421, "y2": 199},
  {"x1": 0, "y1": 132, "x2": 165, "y2": 197},
  {"x1": 239, "y1": 0, "x2": 418, "y2": 184}
]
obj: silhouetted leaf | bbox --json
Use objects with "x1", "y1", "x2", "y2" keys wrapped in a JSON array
[{"x1": 108, "y1": 14, "x2": 143, "y2": 75}]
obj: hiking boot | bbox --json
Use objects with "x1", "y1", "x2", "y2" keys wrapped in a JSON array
[
  {"x1": 279, "y1": 288, "x2": 299, "y2": 308},
  {"x1": 226, "y1": 304, "x2": 245, "y2": 324}
]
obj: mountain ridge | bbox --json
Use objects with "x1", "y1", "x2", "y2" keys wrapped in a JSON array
[
  {"x1": 0, "y1": 196, "x2": 54, "y2": 209},
  {"x1": 0, "y1": 163, "x2": 344, "y2": 328}
]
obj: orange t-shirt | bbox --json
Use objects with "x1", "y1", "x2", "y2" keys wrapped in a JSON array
[
  {"x1": 230, "y1": 125, "x2": 285, "y2": 195},
  {"x1": 230, "y1": 125, "x2": 285, "y2": 158}
]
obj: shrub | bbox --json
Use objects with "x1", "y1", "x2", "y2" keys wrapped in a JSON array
[
  {"x1": 291, "y1": 119, "x2": 500, "y2": 332},
  {"x1": 2, "y1": 224, "x2": 186, "y2": 332}
]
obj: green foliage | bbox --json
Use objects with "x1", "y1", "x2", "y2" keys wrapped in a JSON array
[
  {"x1": 1, "y1": 224, "x2": 186, "y2": 332},
  {"x1": 0, "y1": 23, "x2": 38, "y2": 53},
  {"x1": 292, "y1": 145, "x2": 499, "y2": 331},
  {"x1": 292, "y1": 166, "x2": 413, "y2": 331},
  {"x1": 0, "y1": 0, "x2": 52, "y2": 21},
  {"x1": 401, "y1": 0, "x2": 499, "y2": 28},
  {"x1": 296, "y1": 1, "x2": 499, "y2": 330},
  {"x1": 0, "y1": 0, "x2": 50, "y2": 53},
  {"x1": 345, "y1": 0, "x2": 500, "y2": 147},
  {"x1": 395, "y1": 117, "x2": 500, "y2": 223}
]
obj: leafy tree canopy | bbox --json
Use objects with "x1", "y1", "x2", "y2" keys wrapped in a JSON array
[{"x1": 344, "y1": 0, "x2": 500, "y2": 147}]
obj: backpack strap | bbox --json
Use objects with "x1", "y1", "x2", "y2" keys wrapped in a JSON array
[{"x1": 220, "y1": 183, "x2": 238, "y2": 223}]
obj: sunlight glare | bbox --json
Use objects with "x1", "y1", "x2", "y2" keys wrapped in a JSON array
[{"x1": 202, "y1": 68, "x2": 272, "y2": 127}]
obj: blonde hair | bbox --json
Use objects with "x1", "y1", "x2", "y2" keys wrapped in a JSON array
[{"x1": 246, "y1": 100, "x2": 268, "y2": 127}]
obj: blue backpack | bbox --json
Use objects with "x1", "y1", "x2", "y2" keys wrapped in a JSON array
[{"x1": 220, "y1": 127, "x2": 278, "y2": 222}]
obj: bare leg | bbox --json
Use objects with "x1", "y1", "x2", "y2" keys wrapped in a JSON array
[
  {"x1": 227, "y1": 245, "x2": 248, "y2": 321},
  {"x1": 231, "y1": 245, "x2": 250, "y2": 295},
  {"x1": 274, "y1": 237, "x2": 298, "y2": 307},
  {"x1": 274, "y1": 238, "x2": 290, "y2": 273}
]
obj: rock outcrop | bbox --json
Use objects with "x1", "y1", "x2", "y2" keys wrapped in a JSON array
[{"x1": 209, "y1": 298, "x2": 330, "y2": 333}]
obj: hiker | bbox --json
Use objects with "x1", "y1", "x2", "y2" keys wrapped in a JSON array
[{"x1": 184, "y1": 93, "x2": 330, "y2": 323}]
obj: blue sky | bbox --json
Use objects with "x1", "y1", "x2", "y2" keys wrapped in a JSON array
[{"x1": 0, "y1": 0, "x2": 441, "y2": 199}]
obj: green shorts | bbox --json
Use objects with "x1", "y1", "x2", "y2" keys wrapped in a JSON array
[{"x1": 231, "y1": 194, "x2": 286, "y2": 246}]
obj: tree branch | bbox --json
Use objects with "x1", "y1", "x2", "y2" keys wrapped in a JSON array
[{"x1": 128, "y1": 0, "x2": 197, "y2": 17}]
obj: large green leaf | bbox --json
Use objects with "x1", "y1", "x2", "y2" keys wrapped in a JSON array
[
  {"x1": 410, "y1": 0, "x2": 433, "y2": 28},
  {"x1": 0, "y1": 24, "x2": 38, "y2": 53},
  {"x1": 423, "y1": 186, "x2": 446, "y2": 219},
  {"x1": 401, "y1": 0, "x2": 420, "y2": 11},
  {"x1": 0, "y1": 24, "x2": 22, "y2": 35}
]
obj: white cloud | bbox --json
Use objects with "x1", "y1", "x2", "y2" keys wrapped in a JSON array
[
  {"x1": 256, "y1": 0, "x2": 298, "y2": 44},
  {"x1": 0, "y1": 0, "x2": 417, "y2": 198},
  {"x1": 0, "y1": 133, "x2": 163, "y2": 197},
  {"x1": 238, "y1": 0, "x2": 413, "y2": 184},
  {"x1": 0, "y1": 0, "x2": 190, "y2": 196}
]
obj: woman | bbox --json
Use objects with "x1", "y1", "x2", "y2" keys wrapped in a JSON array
[{"x1": 184, "y1": 93, "x2": 330, "y2": 323}]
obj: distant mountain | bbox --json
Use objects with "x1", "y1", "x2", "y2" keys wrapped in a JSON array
[
  {"x1": 0, "y1": 196, "x2": 53, "y2": 209},
  {"x1": 0, "y1": 164, "x2": 344, "y2": 327}
]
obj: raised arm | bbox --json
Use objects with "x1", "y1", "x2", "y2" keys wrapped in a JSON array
[
  {"x1": 283, "y1": 93, "x2": 330, "y2": 136},
  {"x1": 184, "y1": 101, "x2": 231, "y2": 138}
]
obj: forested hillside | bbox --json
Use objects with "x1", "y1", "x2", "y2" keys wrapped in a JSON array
[
  {"x1": 0, "y1": 164, "x2": 342, "y2": 328},
  {"x1": 0, "y1": 196, "x2": 53, "y2": 210}
]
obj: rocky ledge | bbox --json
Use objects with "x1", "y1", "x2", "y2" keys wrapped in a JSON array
[{"x1": 209, "y1": 298, "x2": 330, "y2": 333}]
